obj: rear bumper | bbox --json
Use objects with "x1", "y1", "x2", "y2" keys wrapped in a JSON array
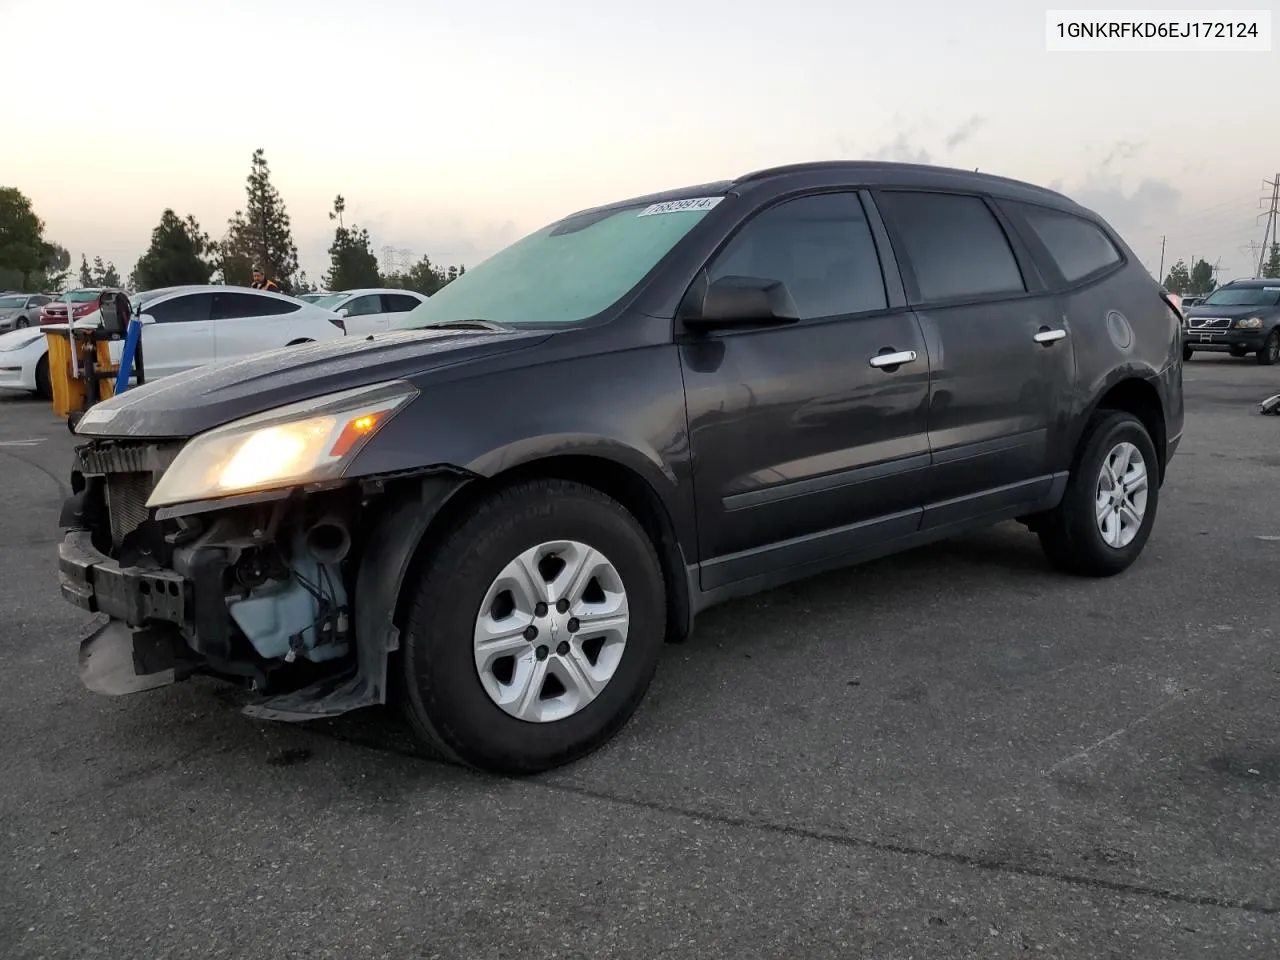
[{"x1": 58, "y1": 530, "x2": 186, "y2": 627}]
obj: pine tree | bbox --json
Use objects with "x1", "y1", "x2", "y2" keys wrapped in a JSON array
[
  {"x1": 219, "y1": 148, "x2": 299, "y2": 291},
  {"x1": 323, "y1": 194, "x2": 381, "y2": 291},
  {"x1": 1263, "y1": 243, "x2": 1280, "y2": 279},
  {"x1": 133, "y1": 210, "x2": 216, "y2": 290},
  {"x1": 78, "y1": 254, "x2": 93, "y2": 286}
]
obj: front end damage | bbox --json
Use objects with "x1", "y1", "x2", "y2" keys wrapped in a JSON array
[{"x1": 58, "y1": 437, "x2": 468, "y2": 720}]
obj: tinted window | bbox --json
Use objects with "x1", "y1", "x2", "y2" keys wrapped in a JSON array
[
  {"x1": 382, "y1": 293, "x2": 422, "y2": 312},
  {"x1": 212, "y1": 292, "x2": 299, "y2": 320},
  {"x1": 708, "y1": 192, "x2": 887, "y2": 320},
  {"x1": 343, "y1": 294, "x2": 383, "y2": 317},
  {"x1": 877, "y1": 191, "x2": 1025, "y2": 302},
  {"x1": 1012, "y1": 203, "x2": 1122, "y2": 283},
  {"x1": 148, "y1": 292, "x2": 213, "y2": 324}
]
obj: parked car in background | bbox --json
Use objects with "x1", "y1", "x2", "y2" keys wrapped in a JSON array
[
  {"x1": 0, "y1": 284, "x2": 347, "y2": 398},
  {"x1": 309, "y1": 288, "x2": 428, "y2": 336},
  {"x1": 1181, "y1": 279, "x2": 1280, "y2": 363},
  {"x1": 39, "y1": 288, "x2": 109, "y2": 325},
  {"x1": 297, "y1": 292, "x2": 331, "y2": 304},
  {"x1": 1180, "y1": 295, "x2": 1206, "y2": 308},
  {"x1": 57, "y1": 161, "x2": 1183, "y2": 776},
  {"x1": 0, "y1": 293, "x2": 54, "y2": 332}
]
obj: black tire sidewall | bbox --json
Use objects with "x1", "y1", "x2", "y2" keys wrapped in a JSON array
[
  {"x1": 402, "y1": 484, "x2": 665, "y2": 772},
  {"x1": 35, "y1": 355, "x2": 50, "y2": 399},
  {"x1": 1262, "y1": 330, "x2": 1280, "y2": 365},
  {"x1": 1063, "y1": 413, "x2": 1159, "y2": 574}
]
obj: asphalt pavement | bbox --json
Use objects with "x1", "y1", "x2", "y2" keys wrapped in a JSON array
[{"x1": 3, "y1": 356, "x2": 1280, "y2": 959}]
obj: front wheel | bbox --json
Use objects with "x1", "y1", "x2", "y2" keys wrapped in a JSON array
[
  {"x1": 1036, "y1": 411, "x2": 1159, "y2": 577},
  {"x1": 399, "y1": 478, "x2": 667, "y2": 775},
  {"x1": 1182, "y1": 344, "x2": 1193, "y2": 362},
  {"x1": 33, "y1": 354, "x2": 51, "y2": 400},
  {"x1": 15, "y1": 316, "x2": 30, "y2": 329},
  {"x1": 1258, "y1": 329, "x2": 1280, "y2": 366}
]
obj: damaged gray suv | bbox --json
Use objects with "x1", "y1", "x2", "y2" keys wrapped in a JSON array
[{"x1": 58, "y1": 161, "x2": 1184, "y2": 775}]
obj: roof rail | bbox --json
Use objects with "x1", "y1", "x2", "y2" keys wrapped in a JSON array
[{"x1": 732, "y1": 160, "x2": 1074, "y2": 203}]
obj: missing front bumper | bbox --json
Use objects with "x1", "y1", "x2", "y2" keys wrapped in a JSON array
[{"x1": 58, "y1": 530, "x2": 187, "y2": 626}]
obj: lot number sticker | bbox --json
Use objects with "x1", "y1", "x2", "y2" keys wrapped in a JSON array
[{"x1": 638, "y1": 197, "x2": 724, "y2": 217}]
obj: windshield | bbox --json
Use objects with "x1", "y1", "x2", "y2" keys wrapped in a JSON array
[
  {"x1": 1203, "y1": 286, "x2": 1280, "y2": 308},
  {"x1": 393, "y1": 198, "x2": 722, "y2": 329},
  {"x1": 311, "y1": 293, "x2": 348, "y2": 309},
  {"x1": 65, "y1": 289, "x2": 101, "y2": 303},
  {"x1": 0, "y1": 296, "x2": 27, "y2": 309}
]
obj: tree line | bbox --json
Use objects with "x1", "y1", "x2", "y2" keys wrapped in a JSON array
[
  {"x1": 0, "y1": 147, "x2": 466, "y2": 298},
  {"x1": 1162, "y1": 247, "x2": 1280, "y2": 296}
]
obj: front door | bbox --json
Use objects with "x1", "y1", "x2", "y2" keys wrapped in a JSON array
[
  {"x1": 141, "y1": 291, "x2": 215, "y2": 379},
  {"x1": 680, "y1": 191, "x2": 933, "y2": 591},
  {"x1": 871, "y1": 189, "x2": 1075, "y2": 527},
  {"x1": 341, "y1": 294, "x2": 391, "y2": 336}
]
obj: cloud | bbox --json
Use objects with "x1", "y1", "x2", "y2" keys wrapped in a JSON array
[
  {"x1": 1058, "y1": 140, "x2": 1179, "y2": 232},
  {"x1": 944, "y1": 115, "x2": 986, "y2": 150},
  {"x1": 868, "y1": 132, "x2": 933, "y2": 165}
]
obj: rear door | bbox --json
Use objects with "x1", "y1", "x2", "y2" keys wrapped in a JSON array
[
  {"x1": 140, "y1": 291, "x2": 215, "y2": 378},
  {"x1": 871, "y1": 189, "x2": 1074, "y2": 528},
  {"x1": 680, "y1": 190, "x2": 932, "y2": 590},
  {"x1": 211, "y1": 291, "x2": 302, "y2": 361}
]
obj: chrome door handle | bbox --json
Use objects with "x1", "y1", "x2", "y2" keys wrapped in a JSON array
[
  {"x1": 868, "y1": 349, "x2": 917, "y2": 369},
  {"x1": 1034, "y1": 328, "x2": 1068, "y2": 344}
]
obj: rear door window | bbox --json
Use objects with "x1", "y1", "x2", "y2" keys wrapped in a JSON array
[
  {"x1": 875, "y1": 191, "x2": 1026, "y2": 303},
  {"x1": 1007, "y1": 202, "x2": 1122, "y2": 283},
  {"x1": 212, "y1": 292, "x2": 299, "y2": 320},
  {"x1": 382, "y1": 293, "x2": 422, "y2": 312},
  {"x1": 148, "y1": 292, "x2": 213, "y2": 323},
  {"x1": 342, "y1": 294, "x2": 384, "y2": 317},
  {"x1": 707, "y1": 191, "x2": 888, "y2": 320}
]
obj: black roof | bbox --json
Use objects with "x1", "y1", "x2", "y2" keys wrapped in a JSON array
[
  {"x1": 561, "y1": 160, "x2": 1079, "y2": 223},
  {"x1": 1220, "y1": 278, "x2": 1280, "y2": 287}
]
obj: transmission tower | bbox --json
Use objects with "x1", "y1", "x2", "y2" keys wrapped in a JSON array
[
  {"x1": 1257, "y1": 174, "x2": 1279, "y2": 277},
  {"x1": 380, "y1": 245, "x2": 414, "y2": 275}
]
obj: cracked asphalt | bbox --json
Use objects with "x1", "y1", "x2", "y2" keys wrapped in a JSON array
[{"x1": 3, "y1": 355, "x2": 1280, "y2": 959}]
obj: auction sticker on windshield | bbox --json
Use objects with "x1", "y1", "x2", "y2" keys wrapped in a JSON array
[{"x1": 638, "y1": 197, "x2": 723, "y2": 217}]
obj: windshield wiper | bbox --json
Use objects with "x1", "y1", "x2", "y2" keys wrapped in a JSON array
[{"x1": 423, "y1": 319, "x2": 513, "y2": 332}]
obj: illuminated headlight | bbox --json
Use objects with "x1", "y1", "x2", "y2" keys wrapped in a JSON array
[
  {"x1": 1235, "y1": 317, "x2": 1264, "y2": 329},
  {"x1": 146, "y1": 380, "x2": 418, "y2": 508}
]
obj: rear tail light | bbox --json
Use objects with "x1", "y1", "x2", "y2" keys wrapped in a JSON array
[
  {"x1": 328, "y1": 316, "x2": 347, "y2": 334},
  {"x1": 1160, "y1": 291, "x2": 1184, "y2": 323}
]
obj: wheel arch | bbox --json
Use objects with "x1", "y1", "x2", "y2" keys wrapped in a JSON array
[
  {"x1": 405, "y1": 452, "x2": 695, "y2": 646},
  {"x1": 1076, "y1": 374, "x2": 1167, "y2": 481}
]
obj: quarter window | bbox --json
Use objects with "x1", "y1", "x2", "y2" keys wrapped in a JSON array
[
  {"x1": 1010, "y1": 202, "x2": 1122, "y2": 283},
  {"x1": 382, "y1": 293, "x2": 422, "y2": 312},
  {"x1": 707, "y1": 192, "x2": 887, "y2": 320},
  {"x1": 876, "y1": 191, "x2": 1026, "y2": 303}
]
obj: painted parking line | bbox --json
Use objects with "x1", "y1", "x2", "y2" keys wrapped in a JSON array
[{"x1": 0, "y1": 439, "x2": 46, "y2": 447}]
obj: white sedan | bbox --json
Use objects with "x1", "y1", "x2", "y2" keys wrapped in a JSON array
[
  {"x1": 0, "y1": 285, "x2": 347, "y2": 398},
  {"x1": 308, "y1": 288, "x2": 428, "y2": 336}
]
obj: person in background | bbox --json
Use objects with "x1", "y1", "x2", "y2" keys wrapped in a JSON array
[{"x1": 250, "y1": 268, "x2": 280, "y2": 292}]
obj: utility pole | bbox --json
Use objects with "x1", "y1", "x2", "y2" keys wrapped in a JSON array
[
  {"x1": 1258, "y1": 173, "x2": 1279, "y2": 278},
  {"x1": 1158, "y1": 235, "x2": 1166, "y2": 280}
]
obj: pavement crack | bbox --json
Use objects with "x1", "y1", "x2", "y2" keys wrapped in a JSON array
[
  {"x1": 310, "y1": 726, "x2": 1280, "y2": 918},
  {"x1": 1044, "y1": 691, "x2": 1189, "y2": 775},
  {"x1": 537, "y1": 781, "x2": 1280, "y2": 917}
]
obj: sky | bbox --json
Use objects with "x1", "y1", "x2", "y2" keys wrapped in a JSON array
[{"x1": 3, "y1": 0, "x2": 1277, "y2": 284}]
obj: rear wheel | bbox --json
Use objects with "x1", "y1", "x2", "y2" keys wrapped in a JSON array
[
  {"x1": 33, "y1": 354, "x2": 51, "y2": 400},
  {"x1": 399, "y1": 479, "x2": 666, "y2": 775},
  {"x1": 1257, "y1": 330, "x2": 1280, "y2": 366},
  {"x1": 1037, "y1": 411, "x2": 1159, "y2": 577}
]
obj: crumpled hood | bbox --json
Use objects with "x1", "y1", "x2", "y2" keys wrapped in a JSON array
[{"x1": 74, "y1": 327, "x2": 551, "y2": 439}]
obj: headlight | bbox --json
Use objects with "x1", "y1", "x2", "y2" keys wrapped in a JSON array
[
  {"x1": 0, "y1": 334, "x2": 41, "y2": 352},
  {"x1": 146, "y1": 380, "x2": 418, "y2": 508},
  {"x1": 1235, "y1": 317, "x2": 1264, "y2": 329}
]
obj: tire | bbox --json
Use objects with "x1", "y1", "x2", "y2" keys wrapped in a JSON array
[
  {"x1": 15, "y1": 316, "x2": 29, "y2": 329},
  {"x1": 1037, "y1": 411, "x2": 1159, "y2": 578},
  {"x1": 399, "y1": 478, "x2": 666, "y2": 775},
  {"x1": 1182, "y1": 344, "x2": 1193, "y2": 362},
  {"x1": 33, "y1": 354, "x2": 51, "y2": 401},
  {"x1": 1258, "y1": 329, "x2": 1280, "y2": 366}
]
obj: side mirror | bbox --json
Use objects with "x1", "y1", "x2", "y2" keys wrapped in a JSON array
[
  {"x1": 680, "y1": 274, "x2": 801, "y2": 332},
  {"x1": 139, "y1": 313, "x2": 156, "y2": 325},
  {"x1": 98, "y1": 291, "x2": 131, "y2": 336},
  {"x1": 336, "y1": 307, "x2": 349, "y2": 318}
]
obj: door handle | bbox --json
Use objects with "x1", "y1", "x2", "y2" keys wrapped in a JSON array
[
  {"x1": 1034, "y1": 328, "x2": 1068, "y2": 344},
  {"x1": 868, "y1": 349, "x2": 917, "y2": 369}
]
